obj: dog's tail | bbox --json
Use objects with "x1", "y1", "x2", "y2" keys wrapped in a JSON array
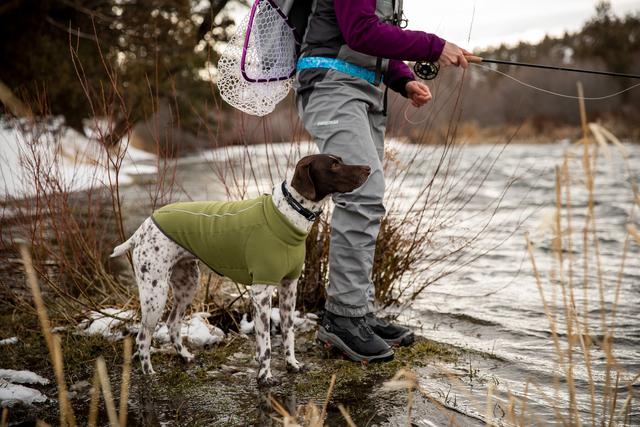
[{"x1": 110, "y1": 237, "x2": 133, "y2": 258}]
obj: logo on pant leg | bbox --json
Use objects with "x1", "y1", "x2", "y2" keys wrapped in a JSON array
[{"x1": 315, "y1": 120, "x2": 339, "y2": 127}]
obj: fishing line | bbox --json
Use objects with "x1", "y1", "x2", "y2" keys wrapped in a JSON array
[
  {"x1": 404, "y1": 104, "x2": 431, "y2": 125},
  {"x1": 403, "y1": 63, "x2": 640, "y2": 125},
  {"x1": 473, "y1": 63, "x2": 640, "y2": 101}
]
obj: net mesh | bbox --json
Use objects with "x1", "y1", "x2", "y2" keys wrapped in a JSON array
[{"x1": 218, "y1": 0, "x2": 297, "y2": 116}]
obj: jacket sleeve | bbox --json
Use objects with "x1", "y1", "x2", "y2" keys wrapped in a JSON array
[
  {"x1": 334, "y1": 0, "x2": 446, "y2": 62},
  {"x1": 385, "y1": 60, "x2": 415, "y2": 97}
]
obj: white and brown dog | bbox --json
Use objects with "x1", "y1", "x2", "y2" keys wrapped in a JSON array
[{"x1": 111, "y1": 154, "x2": 370, "y2": 386}]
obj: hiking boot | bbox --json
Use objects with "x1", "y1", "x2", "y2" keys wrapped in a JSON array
[
  {"x1": 365, "y1": 313, "x2": 415, "y2": 347},
  {"x1": 317, "y1": 311, "x2": 394, "y2": 363}
]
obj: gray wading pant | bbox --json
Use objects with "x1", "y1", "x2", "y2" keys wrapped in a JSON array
[{"x1": 297, "y1": 70, "x2": 386, "y2": 317}]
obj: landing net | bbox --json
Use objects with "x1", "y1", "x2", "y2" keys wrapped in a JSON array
[{"x1": 217, "y1": 0, "x2": 297, "y2": 116}]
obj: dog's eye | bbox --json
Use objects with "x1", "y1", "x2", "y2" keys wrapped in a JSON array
[{"x1": 331, "y1": 161, "x2": 339, "y2": 168}]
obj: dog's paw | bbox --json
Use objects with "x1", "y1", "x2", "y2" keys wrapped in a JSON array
[
  {"x1": 257, "y1": 374, "x2": 281, "y2": 388},
  {"x1": 179, "y1": 351, "x2": 195, "y2": 364},
  {"x1": 286, "y1": 361, "x2": 307, "y2": 373},
  {"x1": 141, "y1": 366, "x2": 156, "y2": 375}
]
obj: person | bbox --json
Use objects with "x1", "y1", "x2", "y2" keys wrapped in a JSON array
[{"x1": 294, "y1": 0, "x2": 470, "y2": 361}]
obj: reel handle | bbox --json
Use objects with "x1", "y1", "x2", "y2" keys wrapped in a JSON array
[
  {"x1": 465, "y1": 55, "x2": 483, "y2": 63},
  {"x1": 413, "y1": 55, "x2": 484, "y2": 80}
]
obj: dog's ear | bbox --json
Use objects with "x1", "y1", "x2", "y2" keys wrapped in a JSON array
[{"x1": 291, "y1": 157, "x2": 317, "y2": 201}]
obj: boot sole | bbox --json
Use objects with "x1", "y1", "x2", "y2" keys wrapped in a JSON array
[
  {"x1": 383, "y1": 331, "x2": 415, "y2": 347},
  {"x1": 317, "y1": 327, "x2": 394, "y2": 363}
]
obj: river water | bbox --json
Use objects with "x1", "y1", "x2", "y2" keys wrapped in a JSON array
[{"x1": 120, "y1": 139, "x2": 639, "y2": 425}]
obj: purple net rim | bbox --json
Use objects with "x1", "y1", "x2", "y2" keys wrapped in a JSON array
[{"x1": 240, "y1": 0, "x2": 297, "y2": 83}]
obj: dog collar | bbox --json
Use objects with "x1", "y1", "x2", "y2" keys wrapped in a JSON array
[{"x1": 281, "y1": 181, "x2": 322, "y2": 222}]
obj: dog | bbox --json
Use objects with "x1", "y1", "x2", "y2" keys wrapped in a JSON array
[{"x1": 110, "y1": 154, "x2": 371, "y2": 386}]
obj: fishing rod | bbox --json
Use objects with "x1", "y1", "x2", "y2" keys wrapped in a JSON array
[{"x1": 414, "y1": 55, "x2": 640, "y2": 81}]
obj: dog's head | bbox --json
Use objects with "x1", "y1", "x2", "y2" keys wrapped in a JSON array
[{"x1": 291, "y1": 154, "x2": 371, "y2": 202}]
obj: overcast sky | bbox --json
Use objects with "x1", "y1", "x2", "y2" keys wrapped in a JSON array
[{"x1": 403, "y1": 0, "x2": 640, "y2": 50}]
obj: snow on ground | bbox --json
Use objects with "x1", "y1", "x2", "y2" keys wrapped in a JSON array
[
  {"x1": 0, "y1": 370, "x2": 49, "y2": 385},
  {"x1": 0, "y1": 380, "x2": 47, "y2": 406},
  {"x1": 0, "y1": 337, "x2": 18, "y2": 346},
  {"x1": 76, "y1": 308, "x2": 225, "y2": 347},
  {"x1": 0, "y1": 117, "x2": 157, "y2": 200},
  {"x1": 154, "y1": 313, "x2": 225, "y2": 347},
  {"x1": 240, "y1": 314, "x2": 254, "y2": 334},
  {"x1": 75, "y1": 306, "x2": 315, "y2": 346},
  {"x1": 77, "y1": 308, "x2": 136, "y2": 341},
  {"x1": 0, "y1": 370, "x2": 49, "y2": 407},
  {"x1": 240, "y1": 309, "x2": 317, "y2": 334}
]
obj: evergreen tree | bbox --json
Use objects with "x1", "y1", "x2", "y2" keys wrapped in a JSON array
[{"x1": 0, "y1": 0, "x2": 237, "y2": 140}]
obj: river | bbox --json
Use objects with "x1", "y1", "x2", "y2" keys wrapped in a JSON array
[{"x1": 119, "y1": 138, "x2": 639, "y2": 424}]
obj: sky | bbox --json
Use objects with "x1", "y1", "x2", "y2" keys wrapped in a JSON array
[{"x1": 403, "y1": 0, "x2": 640, "y2": 50}]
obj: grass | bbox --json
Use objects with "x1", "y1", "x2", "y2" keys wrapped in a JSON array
[
  {"x1": 410, "y1": 82, "x2": 639, "y2": 426},
  {"x1": 2, "y1": 30, "x2": 637, "y2": 425}
]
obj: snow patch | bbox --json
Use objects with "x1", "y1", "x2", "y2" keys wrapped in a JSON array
[
  {"x1": 0, "y1": 369, "x2": 49, "y2": 407},
  {"x1": 0, "y1": 379, "x2": 47, "y2": 406},
  {"x1": 77, "y1": 308, "x2": 136, "y2": 340},
  {"x1": 0, "y1": 118, "x2": 157, "y2": 199},
  {"x1": 153, "y1": 314, "x2": 225, "y2": 347},
  {"x1": 240, "y1": 313, "x2": 254, "y2": 334},
  {"x1": 0, "y1": 337, "x2": 18, "y2": 346},
  {"x1": 0, "y1": 370, "x2": 49, "y2": 385},
  {"x1": 240, "y1": 309, "x2": 317, "y2": 334}
]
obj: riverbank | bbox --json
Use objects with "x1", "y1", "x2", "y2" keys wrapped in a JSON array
[{"x1": 0, "y1": 309, "x2": 489, "y2": 426}]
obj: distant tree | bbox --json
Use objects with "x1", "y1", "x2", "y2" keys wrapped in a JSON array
[
  {"x1": 0, "y1": 0, "x2": 241, "y2": 141},
  {"x1": 575, "y1": 1, "x2": 640, "y2": 74}
]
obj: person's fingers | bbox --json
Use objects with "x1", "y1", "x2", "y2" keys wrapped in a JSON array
[
  {"x1": 411, "y1": 94, "x2": 431, "y2": 107},
  {"x1": 415, "y1": 85, "x2": 430, "y2": 97},
  {"x1": 459, "y1": 53, "x2": 469, "y2": 69}
]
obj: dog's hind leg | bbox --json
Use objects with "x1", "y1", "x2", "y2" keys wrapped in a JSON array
[
  {"x1": 135, "y1": 261, "x2": 170, "y2": 374},
  {"x1": 250, "y1": 284, "x2": 278, "y2": 386},
  {"x1": 279, "y1": 278, "x2": 304, "y2": 373},
  {"x1": 167, "y1": 258, "x2": 199, "y2": 363},
  {"x1": 133, "y1": 220, "x2": 178, "y2": 375}
]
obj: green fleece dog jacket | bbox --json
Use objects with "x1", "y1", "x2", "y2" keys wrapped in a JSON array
[{"x1": 152, "y1": 195, "x2": 307, "y2": 285}]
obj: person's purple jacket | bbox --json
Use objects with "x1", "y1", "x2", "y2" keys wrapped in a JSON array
[{"x1": 334, "y1": 0, "x2": 445, "y2": 95}]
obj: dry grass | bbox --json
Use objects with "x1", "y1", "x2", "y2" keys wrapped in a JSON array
[
  {"x1": 18, "y1": 243, "x2": 133, "y2": 426},
  {"x1": 375, "y1": 82, "x2": 640, "y2": 426}
]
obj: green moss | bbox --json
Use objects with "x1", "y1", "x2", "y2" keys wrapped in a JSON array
[
  {"x1": 296, "y1": 337, "x2": 458, "y2": 400},
  {"x1": 0, "y1": 310, "x2": 472, "y2": 426}
]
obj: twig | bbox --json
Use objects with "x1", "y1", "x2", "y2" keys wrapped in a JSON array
[
  {"x1": 1, "y1": 408, "x2": 8, "y2": 427},
  {"x1": 119, "y1": 337, "x2": 132, "y2": 426},
  {"x1": 320, "y1": 374, "x2": 336, "y2": 423},
  {"x1": 338, "y1": 405, "x2": 357, "y2": 427},
  {"x1": 19, "y1": 244, "x2": 77, "y2": 427},
  {"x1": 96, "y1": 357, "x2": 120, "y2": 427},
  {"x1": 87, "y1": 370, "x2": 101, "y2": 427}
]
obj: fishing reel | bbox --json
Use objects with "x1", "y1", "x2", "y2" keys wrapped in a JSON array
[{"x1": 414, "y1": 61, "x2": 440, "y2": 80}]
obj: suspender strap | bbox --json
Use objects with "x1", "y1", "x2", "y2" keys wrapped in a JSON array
[{"x1": 374, "y1": 57, "x2": 383, "y2": 85}]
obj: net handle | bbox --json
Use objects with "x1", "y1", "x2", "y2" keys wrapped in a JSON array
[{"x1": 240, "y1": 0, "x2": 298, "y2": 83}]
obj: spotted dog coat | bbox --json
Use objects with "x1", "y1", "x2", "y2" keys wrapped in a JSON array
[{"x1": 110, "y1": 154, "x2": 371, "y2": 386}]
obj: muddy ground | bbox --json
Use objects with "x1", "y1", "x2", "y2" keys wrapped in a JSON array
[{"x1": 0, "y1": 309, "x2": 490, "y2": 426}]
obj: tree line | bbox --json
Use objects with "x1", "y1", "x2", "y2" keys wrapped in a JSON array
[{"x1": 1, "y1": 1, "x2": 638, "y2": 147}]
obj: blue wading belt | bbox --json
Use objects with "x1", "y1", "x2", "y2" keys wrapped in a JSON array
[{"x1": 297, "y1": 57, "x2": 383, "y2": 86}]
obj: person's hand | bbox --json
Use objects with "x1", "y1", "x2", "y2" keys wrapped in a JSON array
[
  {"x1": 405, "y1": 80, "x2": 432, "y2": 108},
  {"x1": 438, "y1": 41, "x2": 472, "y2": 69}
]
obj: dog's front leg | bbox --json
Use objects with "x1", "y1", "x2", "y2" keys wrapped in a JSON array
[
  {"x1": 250, "y1": 284, "x2": 278, "y2": 387},
  {"x1": 279, "y1": 279, "x2": 304, "y2": 372}
]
